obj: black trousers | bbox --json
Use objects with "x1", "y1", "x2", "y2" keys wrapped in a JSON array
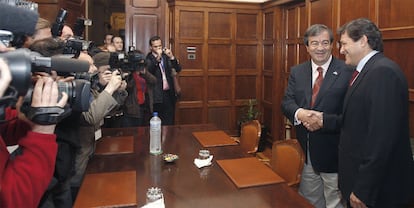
[{"x1": 153, "y1": 91, "x2": 176, "y2": 125}]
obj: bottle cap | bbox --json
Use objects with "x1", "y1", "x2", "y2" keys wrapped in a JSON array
[{"x1": 153, "y1": 112, "x2": 158, "y2": 116}]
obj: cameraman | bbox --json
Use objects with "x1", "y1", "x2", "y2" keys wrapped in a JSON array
[
  {"x1": 29, "y1": 37, "x2": 84, "y2": 208},
  {"x1": 122, "y1": 50, "x2": 156, "y2": 127},
  {"x1": 71, "y1": 51, "x2": 126, "y2": 199},
  {"x1": 0, "y1": 57, "x2": 69, "y2": 207}
]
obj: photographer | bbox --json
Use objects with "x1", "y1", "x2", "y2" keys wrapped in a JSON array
[
  {"x1": 71, "y1": 51, "x2": 127, "y2": 199},
  {"x1": 0, "y1": 57, "x2": 69, "y2": 207},
  {"x1": 59, "y1": 25, "x2": 74, "y2": 41},
  {"x1": 28, "y1": 37, "x2": 88, "y2": 208},
  {"x1": 122, "y1": 50, "x2": 156, "y2": 127}
]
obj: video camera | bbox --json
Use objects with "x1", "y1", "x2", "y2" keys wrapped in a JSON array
[
  {"x1": 63, "y1": 38, "x2": 94, "y2": 57},
  {"x1": 0, "y1": 48, "x2": 91, "y2": 113},
  {"x1": 50, "y1": 8, "x2": 94, "y2": 57},
  {"x1": 109, "y1": 48, "x2": 146, "y2": 72}
]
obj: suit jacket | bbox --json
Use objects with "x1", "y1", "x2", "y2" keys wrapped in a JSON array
[
  {"x1": 336, "y1": 53, "x2": 414, "y2": 207},
  {"x1": 281, "y1": 57, "x2": 352, "y2": 173},
  {"x1": 146, "y1": 53, "x2": 181, "y2": 104}
]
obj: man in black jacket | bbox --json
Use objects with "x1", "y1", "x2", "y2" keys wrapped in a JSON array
[{"x1": 146, "y1": 36, "x2": 181, "y2": 125}]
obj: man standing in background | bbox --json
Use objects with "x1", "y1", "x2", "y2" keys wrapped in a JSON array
[{"x1": 146, "y1": 36, "x2": 181, "y2": 125}]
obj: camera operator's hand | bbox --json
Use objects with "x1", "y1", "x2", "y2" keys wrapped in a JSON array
[
  {"x1": 98, "y1": 69, "x2": 113, "y2": 86},
  {"x1": 118, "y1": 80, "x2": 127, "y2": 91},
  {"x1": 0, "y1": 58, "x2": 12, "y2": 98},
  {"x1": 29, "y1": 77, "x2": 68, "y2": 134},
  {"x1": 104, "y1": 70, "x2": 122, "y2": 94}
]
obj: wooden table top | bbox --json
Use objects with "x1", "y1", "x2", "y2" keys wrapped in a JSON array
[{"x1": 76, "y1": 124, "x2": 313, "y2": 208}]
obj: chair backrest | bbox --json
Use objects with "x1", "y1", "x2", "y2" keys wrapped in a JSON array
[
  {"x1": 239, "y1": 120, "x2": 261, "y2": 154},
  {"x1": 270, "y1": 139, "x2": 304, "y2": 187}
]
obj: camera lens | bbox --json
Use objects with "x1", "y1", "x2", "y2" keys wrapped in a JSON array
[{"x1": 57, "y1": 81, "x2": 74, "y2": 105}]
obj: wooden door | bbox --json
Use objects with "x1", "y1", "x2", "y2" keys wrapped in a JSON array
[{"x1": 125, "y1": 0, "x2": 166, "y2": 53}]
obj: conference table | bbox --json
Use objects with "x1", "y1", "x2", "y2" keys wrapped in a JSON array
[{"x1": 74, "y1": 124, "x2": 313, "y2": 208}]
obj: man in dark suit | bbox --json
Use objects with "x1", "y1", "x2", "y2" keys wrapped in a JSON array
[
  {"x1": 326, "y1": 18, "x2": 414, "y2": 208},
  {"x1": 146, "y1": 36, "x2": 182, "y2": 125},
  {"x1": 282, "y1": 24, "x2": 352, "y2": 208}
]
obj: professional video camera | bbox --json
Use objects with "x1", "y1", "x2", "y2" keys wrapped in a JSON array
[
  {"x1": 0, "y1": 47, "x2": 90, "y2": 106},
  {"x1": 0, "y1": 3, "x2": 90, "y2": 124},
  {"x1": 63, "y1": 38, "x2": 94, "y2": 57},
  {"x1": 62, "y1": 17, "x2": 94, "y2": 56},
  {"x1": 109, "y1": 49, "x2": 146, "y2": 72}
]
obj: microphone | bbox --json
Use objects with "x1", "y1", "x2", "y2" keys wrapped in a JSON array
[{"x1": 0, "y1": 3, "x2": 39, "y2": 36}]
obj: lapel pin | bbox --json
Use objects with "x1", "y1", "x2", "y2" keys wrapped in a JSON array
[{"x1": 333, "y1": 71, "x2": 338, "y2": 76}]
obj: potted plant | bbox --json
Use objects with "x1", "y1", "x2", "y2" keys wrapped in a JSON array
[
  {"x1": 238, "y1": 99, "x2": 260, "y2": 131},
  {"x1": 238, "y1": 99, "x2": 268, "y2": 152}
]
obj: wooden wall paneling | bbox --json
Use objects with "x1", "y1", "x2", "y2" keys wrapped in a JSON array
[
  {"x1": 36, "y1": 3, "x2": 60, "y2": 22},
  {"x1": 207, "y1": 76, "x2": 232, "y2": 100},
  {"x1": 63, "y1": 0, "x2": 84, "y2": 28},
  {"x1": 262, "y1": 9, "x2": 274, "y2": 142},
  {"x1": 208, "y1": 107, "x2": 232, "y2": 130},
  {"x1": 208, "y1": 44, "x2": 232, "y2": 70},
  {"x1": 170, "y1": 1, "x2": 261, "y2": 133},
  {"x1": 208, "y1": 12, "x2": 232, "y2": 39},
  {"x1": 308, "y1": 0, "x2": 333, "y2": 27},
  {"x1": 235, "y1": 75, "x2": 257, "y2": 99},
  {"x1": 337, "y1": 0, "x2": 372, "y2": 26},
  {"x1": 378, "y1": 0, "x2": 414, "y2": 29},
  {"x1": 179, "y1": 10, "x2": 204, "y2": 39},
  {"x1": 262, "y1": 5, "x2": 285, "y2": 142},
  {"x1": 383, "y1": 39, "x2": 414, "y2": 89},
  {"x1": 374, "y1": 0, "x2": 414, "y2": 138},
  {"x1": 178, "y1": 108, "x2": 203, "y2": 124},
  {"x1": 236, "y1": 44, "x2": 257, "y2": 70},
  {"x1": 263, "y1": 44, "x2": 274, "y2": 71}
]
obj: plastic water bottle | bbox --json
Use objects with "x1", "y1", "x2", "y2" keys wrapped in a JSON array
[{"x1": 149, "y1": 112, "x2": 162, "y2": 155}]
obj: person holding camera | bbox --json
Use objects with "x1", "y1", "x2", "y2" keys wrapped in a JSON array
[
  {"x1": 146, "y1": 36, "x2": 182, "y2": 125},
  {"x1": 70, "y1": 51, "x2": 127, "y2": 198},
  {"x1": 122, "y1": 50, "x2": 156, "y2": 127},
  {"x1": 28, "y1": 37, "x2": 88, "y2": 208},
  {"x1": 60, "y1": 25, "x2": 74, "y2": 41},
  {"x1": 0, "y1": 57, "x2": 69, "y2": 207}
]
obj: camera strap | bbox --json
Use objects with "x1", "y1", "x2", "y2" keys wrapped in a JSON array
[{"x1": 26, "y1": 106, "x2": 72, "y2": 125}]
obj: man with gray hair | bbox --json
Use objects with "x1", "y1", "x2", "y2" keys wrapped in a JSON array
[{"x1": 282, "y1": 24, "x2": 352, "y2": 208}]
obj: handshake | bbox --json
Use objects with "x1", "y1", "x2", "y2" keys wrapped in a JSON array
[{"x1": 297, "y1": 108, "x2": 323, "y2": 132}]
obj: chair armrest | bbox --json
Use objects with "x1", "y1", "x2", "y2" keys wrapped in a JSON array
[{"x1": 230, "y1": 136, "x2": 240, "y2": 143}]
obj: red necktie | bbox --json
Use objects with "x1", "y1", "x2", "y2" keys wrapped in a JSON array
[
  {"x1": 349, "y1": 70, "x2": 359, "y2": 86},
  {"x1": 311, "y1": 67, "x2": 323, "y2": 107}
]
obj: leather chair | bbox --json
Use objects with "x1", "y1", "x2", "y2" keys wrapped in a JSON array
[
  {"x1": 238, "y1": 120, "x2": 261, "y2": 154},
  {"x1": 269, "y1": 139, "x2": 304, "y2": 187}
]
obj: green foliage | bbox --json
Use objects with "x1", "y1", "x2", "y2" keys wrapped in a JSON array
[{"x1": 239, "y1": 99, "x2": 260, "y2": 124}]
